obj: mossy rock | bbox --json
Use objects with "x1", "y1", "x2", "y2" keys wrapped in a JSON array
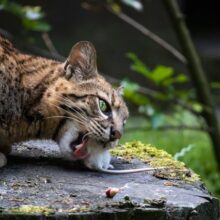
[
  {"x1": 111, "y1": 141, "x2": 199, "y2": 182},
  {"x1": 0, "y1": 140, "x2": 218, "y2": 220}
]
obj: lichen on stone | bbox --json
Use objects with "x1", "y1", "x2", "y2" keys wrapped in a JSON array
[
  {"x1": 8, "y1": 205, "x2": 90, "y2": 215},
  {"x1": 9, "y1": 205, "x2": 54, "y2": 215},
  {"x1": 58, "y1": 206, "x2": 89, "y2": 213},
  {"x1": 111, "y1": 141, "x2": 199, "y2": 182}
]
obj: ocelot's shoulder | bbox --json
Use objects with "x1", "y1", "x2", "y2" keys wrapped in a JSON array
[
  {"x1": 0, "y1": 35, "x2": 18, "y2": 56},
  {"x1": 0, "y1": 35, "x2": 14, "y2": 48}
]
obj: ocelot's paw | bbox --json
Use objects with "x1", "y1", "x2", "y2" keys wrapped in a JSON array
[{"x1": 0, "y1": 152, "x2": 7, "y2": 168}]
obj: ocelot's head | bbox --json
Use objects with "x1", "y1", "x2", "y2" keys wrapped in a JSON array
[{"x1": 43, "y1": 41, "x2": 128, "y2": 163}]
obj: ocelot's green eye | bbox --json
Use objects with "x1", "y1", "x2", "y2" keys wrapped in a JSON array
[{"x1": 99, "y1": 99, "x2": 110, "y2": 114}]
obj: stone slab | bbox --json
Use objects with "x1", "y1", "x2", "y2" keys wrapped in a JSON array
[{"x1": 0, "y1": 140, "x2": 219, "y2": 220}]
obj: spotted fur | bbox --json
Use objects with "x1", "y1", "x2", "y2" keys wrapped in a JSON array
[{"x1": 0, "y1": 35, "x2": 129, "y2": 170}]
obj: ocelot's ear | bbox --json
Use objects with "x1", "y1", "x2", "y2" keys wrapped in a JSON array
[
  {"x1": 117, "y1": 85, "x2": 124, "y2": 96},
  {"x1": 64, "y1": 41, "x2": 98, "y2": 81}
]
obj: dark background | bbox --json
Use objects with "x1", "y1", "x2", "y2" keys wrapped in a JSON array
[{"x1": 1, "y1": 0, "x2": 219, "y2": 85}]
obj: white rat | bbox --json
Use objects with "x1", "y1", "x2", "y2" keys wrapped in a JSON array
[{"x1": 80, "y1": 139, "x2": 165, "y2": 174}]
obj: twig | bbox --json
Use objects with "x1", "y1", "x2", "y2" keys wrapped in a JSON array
[
  {"x1": 26, "y1": 44, "x2": 65, "y2": 61},
  {"x1": 0, "y1": 28, "x2": 65, "y2": 61},
  {"x1": 41, "y1": 32, "x2": 60, "y2": 56},
  {"x1": 106, "y1": 5, "x2": 187, "y2": 64}
]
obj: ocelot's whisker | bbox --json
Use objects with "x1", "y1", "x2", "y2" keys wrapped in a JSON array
[
  {"x1": 89, "y1": 121, "x2": 103, "y2": 136},
  {"x1": 55, "y1": 94, "x2": 89, "y2": 117},
  {"x1": 45, "y1": 116, "x2": 85, "y2": 126},
  {"x1": 91, "y1": 119, "x2": 106, "y2": 133},
  {"x1": 54, "y1": 94, "x2": 89, "y2": 121},
  {"x1": 49, "y1": 102, "x2": 87, "y2": 125}
]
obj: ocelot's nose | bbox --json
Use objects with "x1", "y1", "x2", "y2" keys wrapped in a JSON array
[{"x1": 110, "y1": 127, "x2": 122, "y2": 141}]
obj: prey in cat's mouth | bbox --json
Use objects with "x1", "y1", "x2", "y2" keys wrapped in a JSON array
[
  {"x1": 70, "y1": 132, "x2": 113, "y2": 160},
  {"x1": 70, "y1": 133, "x2": 89, "y2": 160}
]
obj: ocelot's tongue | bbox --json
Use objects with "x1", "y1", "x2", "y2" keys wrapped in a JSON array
[{"x1": 73, "y1": 139, "x2": 89, "y2": 160}]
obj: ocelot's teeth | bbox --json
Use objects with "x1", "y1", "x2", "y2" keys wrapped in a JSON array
[
  {"x1": 72, "y1": 138, "x2": 89, "y2": 160},
  {"x1": 75, "y1": 145, "x2": 81, "y2": 149},
  {"x1": 70, "y1": 133, "x2": 85, "y2": 151}
]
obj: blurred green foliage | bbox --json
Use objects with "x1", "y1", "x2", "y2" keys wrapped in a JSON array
[
  {"x1": 122, "y1": 52, "x2": 203, "y2": 129},
  {"x1": 127, "y1": 52, "x2": 188, "y2": 85},
  {"x1": 0, "y1": 0, "x2": 50, "y2": 32},
  {"x1": 120, "y1": 50, "x2": 220, "y2": 197}
]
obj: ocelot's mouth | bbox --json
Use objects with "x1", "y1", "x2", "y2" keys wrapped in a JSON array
[{"x1": 70, "y1": 133, "x2": 89, "y2": 160}]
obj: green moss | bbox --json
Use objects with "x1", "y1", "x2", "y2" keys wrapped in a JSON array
[
  {"x1": 58, "y1": 207, "x2": 89, "y2": 213},
  {"x1": 9, "y1": 205, "x2": 54, "y2": 215},
  {"x1": 111, "y1": 141, "x2": 199, "y2": 182},
  {"x1": 8, "y1": 205, "x2": 89, "y2": 215}
]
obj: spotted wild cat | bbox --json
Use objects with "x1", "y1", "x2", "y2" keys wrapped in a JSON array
[{"x1": 0, "y1": 35, "x2": 128, "y2": 170}]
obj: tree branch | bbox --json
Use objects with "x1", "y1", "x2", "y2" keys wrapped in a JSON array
[
  {"x1": 163, "y1": 0, "x2": 220, "y2": 167},
  {"x1": 106, "y1": 5, "x2": 187, "y2": 64},
  {"x1": 41, "y1": 32, "x2": 60, "y2": 57},
  {"x1": 26, "y1": 44, "x2": 65, "y2": 61},
  {"x1": 0, "y1": 28, "x2": 65, "y2": 61}
]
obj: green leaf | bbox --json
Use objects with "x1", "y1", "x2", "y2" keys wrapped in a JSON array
[
  {"x1": 174, "y1": 90, "x2": 192, "y2": 100},
  {"x1": 122, "y1": 79, "x2": 149, "y2": 105},
  {"x1": 121, "y1": 79, "x2": 139, "y2": 92},
  {"x1": 191, "y1": 102, "x2": 203, "y2": 113},
  {"x1": 162, "y1": 73, "x2": 188, "y2": 86},
  {"x1": 126, "y1": 52, "x2": 150, "y2": 77},
  {"x1": 150, "y1": 65, "x2": 174, "y2": 84},
  {"x1": 110, "y1": 3, "x2": 121, "y2": 13},
  {"x1": 211, "y1": 82, "x2": 220, "y2": 89},
  {"x1": 22, "y1": 19, "x2": 51, "y2": 32},
  {"x1": 130, "y1": 63, "x2": 149, "y2": 76},
  {"x1": 124, "y1": 92, "x2": 149, "y2": 105},
  {"x1": 174, "y1": 74, "x2": 188, "y2": 83},
  {"x1": 162, "y1": 73, "x2": 189, "y2": 86}
]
